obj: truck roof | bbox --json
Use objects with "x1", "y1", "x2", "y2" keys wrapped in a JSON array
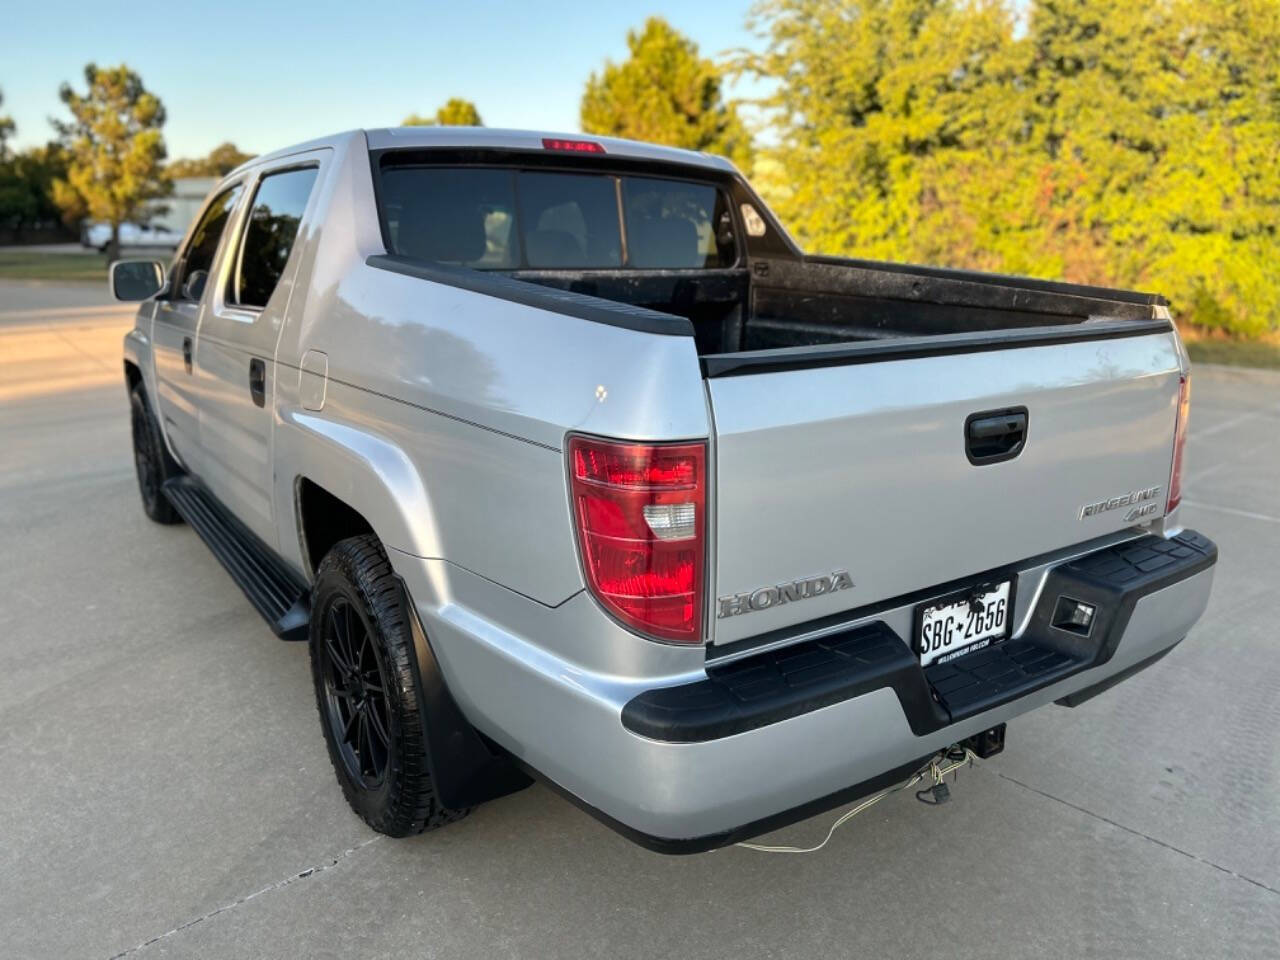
[{"x1": 229, "y1": 127, "x2": 739, "y2": 179}]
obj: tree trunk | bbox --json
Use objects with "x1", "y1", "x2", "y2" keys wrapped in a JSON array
[{"x1": 107, "y1": 222, "x2": 120, "y2": 262}]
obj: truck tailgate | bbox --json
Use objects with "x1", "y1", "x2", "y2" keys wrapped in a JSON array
[{"x1": 707, "y1": 330, "x2": 1182, "y2": 645}]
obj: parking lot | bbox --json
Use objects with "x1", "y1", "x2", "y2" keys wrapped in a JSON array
[{"x1": 2, "y1": 279, "x2": 1277, "y2": 959}]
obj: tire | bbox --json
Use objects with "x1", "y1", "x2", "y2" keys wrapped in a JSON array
[
  {"x1": 309, "y1": 535, "x2": 468, "y2": 837},
  {"x1": 129, "y1": 382, "x2": 182, "y2": 524}
]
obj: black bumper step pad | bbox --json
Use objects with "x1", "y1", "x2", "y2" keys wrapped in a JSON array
[
  {"x1": 925, "y1": 640, "x2": 1080, "y2": 716},
  {"x1": 163, "y1": 476, "x2": 310, "y2": 640}
]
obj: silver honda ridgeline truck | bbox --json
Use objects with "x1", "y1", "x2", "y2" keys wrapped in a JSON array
[{"x1": 113, "y1": 128, "x2": 1216, "y2": 853}]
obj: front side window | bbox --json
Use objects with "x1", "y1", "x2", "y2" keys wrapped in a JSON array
[
  {"x1": 378, "y1": 164, "x2": 736, "y2": 270},
  {"x1": 233, "y1": 166, "x2": 320, "y2": 308},
  {"x1": 178, "y1": 184, "x2": 243, "y2": 300}
]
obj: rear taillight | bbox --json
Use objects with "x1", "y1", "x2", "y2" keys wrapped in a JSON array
[
  {"x1": 568, "y1": 436, "x2": 706, "y2": 643},
  {"x1": 1167, "y1": 374, "x2": 1190, "y2": 514}
]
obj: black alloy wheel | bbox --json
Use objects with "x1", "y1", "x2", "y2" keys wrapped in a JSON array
[{"x1": 318, "y1": 596, "x2": 393, "y2": 788}]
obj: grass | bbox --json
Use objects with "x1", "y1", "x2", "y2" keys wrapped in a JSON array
[
  {"x1": 0, "y1": 250, "x2": 110, "y2": 283},
  {"x1": 1184, "y1": 335, "x2": 1280, "y2": 372}
]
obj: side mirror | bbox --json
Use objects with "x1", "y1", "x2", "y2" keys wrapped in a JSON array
[
  {"x1": 182, "y1": 269, "x2": 209, "y2": 302},
  {"x1": 109, "y1": 259, "x2": 165, "y2": 301}
]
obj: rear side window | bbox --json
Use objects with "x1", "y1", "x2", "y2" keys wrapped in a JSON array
[
  {"x1": 233, "y1": 166, "x2": 319, "y2": 308},
  {"x1": 179, "y1": 184, "x2": 242, "y2": 300},
  {"x1": 378, "y1": 165, "x2": 736, "y2": 270}
]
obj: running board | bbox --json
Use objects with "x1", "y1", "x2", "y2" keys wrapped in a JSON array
[{"x1": 162, "y1": 476, "x2": 310, "y2": 641}]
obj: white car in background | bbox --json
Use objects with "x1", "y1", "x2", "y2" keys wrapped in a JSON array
[{"x1": 81, "y1": 221, "x2": 181, "y2": 252}]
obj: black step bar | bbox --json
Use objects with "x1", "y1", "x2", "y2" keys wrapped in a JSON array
[{"x1": 163, "y1": 476, "x2": 310, "y2": 641}]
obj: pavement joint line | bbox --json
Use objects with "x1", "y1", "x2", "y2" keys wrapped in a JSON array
[
  {"x1": 1181, "y1": 500, "x2": 1280, "y2": 525},
  {"x1": 105, "y1": 834, "x2": 383, "y2": 959},
  {"x1": 1188, "y1": 401, "x2": 1280, "y2": 440},
  {"x1": 1184, "y1": 461, "x2": 1229, "y2": 484},
  {"x1": 992, "y1": 771, "x2": 1280, "y2": 897}
]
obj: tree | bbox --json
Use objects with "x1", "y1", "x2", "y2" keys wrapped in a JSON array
[
  {"x1": 0, "y1": 88, "x2": 14, "y2": 161},
  {"x1": 742, "y1": 0, "x2": 1015, "y2": 262},
  {"x1": 402, "y1": 98, "x2": 483, "y2": 127},
  {"x1": 0, "y1": 142, "x2": 69, "y2": 237},
  {"x1": 167, "y1": 141, "x2": 254, "y2": 178},
  {"x1": 581, "y1": 17, "x2": 753, "y2": 169},
  {"x1": 744, "y1": 0, "x2": 1280, "y2": 336},
  {"x1": 51, "y1": 63, "x2": 169, "y2": 261}
]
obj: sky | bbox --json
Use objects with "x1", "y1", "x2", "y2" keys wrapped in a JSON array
[{"x1": 1, "y1": 0, "x2": 765, "y2": 161}]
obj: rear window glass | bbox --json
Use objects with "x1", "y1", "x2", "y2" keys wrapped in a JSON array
[
  {"x1": 378, "y1": 165, "x2": 736, "y2": 270},
  {"x1": 622, "y1": 177, "x2": 735, "y2": 269},
  {"x1": 518, "y1": 172, "x2": 621, "y2": 268}
]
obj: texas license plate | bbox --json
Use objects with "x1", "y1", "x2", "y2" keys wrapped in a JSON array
[{"x1": 916, "y1": 580, "x2": 1012, "y2": 668}]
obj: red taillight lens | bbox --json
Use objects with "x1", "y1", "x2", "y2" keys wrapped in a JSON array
[
  {"x1": 542, "y1": 137, "x2": 605, "y2": 154},
  {"x1": 1167, "y1": 374, "x2": 1190, "y2": 514},
  {"x1": 568, "y1": 436, "x2": 706, "y2": 643}
]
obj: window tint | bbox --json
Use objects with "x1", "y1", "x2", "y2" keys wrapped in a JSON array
[
  {"x1": 179, "y1": 184, "x2": 242, "y2": 300},
  {"x1": 378, "y1": 165, "x2": 736, "y2": 270},
  {"x1": 234, "y1": 167, "x2": 319, "y2": 308},
  {"x1": 622, "y1": 177, "x2": 735, "y2": 269},
  {"x1": 380, "y1": 167, "x2": 518, "y2": 268},
  {"x1": 517, "y1": 172, "x2": 621, "y2": 268}
]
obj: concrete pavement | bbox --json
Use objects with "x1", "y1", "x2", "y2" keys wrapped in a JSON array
[{"x1": 1, "y1": 280, "x2": 1277, "y2": 959}]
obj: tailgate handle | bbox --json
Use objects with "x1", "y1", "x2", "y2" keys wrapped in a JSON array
[{"x1": 965, "y1": 407, "x2": 1028, "y2": 464}]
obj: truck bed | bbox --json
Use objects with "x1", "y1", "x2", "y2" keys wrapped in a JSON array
[{"x1": 509, "y1": 252, "x2": 1167, "y2": 364}]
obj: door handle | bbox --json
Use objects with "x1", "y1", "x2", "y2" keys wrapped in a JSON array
[
  {"x1": 965, "y1": 407, "x2": 1028, "y2": 464},
  {"x1": 249, "y1": 358, "x2": 266, "y2": 408},
  {"x1": 182, "y1": 337, "x2": 192, "y2": 374}
]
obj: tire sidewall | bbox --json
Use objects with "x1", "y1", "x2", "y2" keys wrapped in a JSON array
[
  {"x1": 309, "y1": 547, "x2": 410, "y2": 827},
  {"x1": 129, "y1": 384, "x2": 176, "y2": 521}
]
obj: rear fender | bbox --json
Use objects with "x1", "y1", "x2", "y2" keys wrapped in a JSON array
[{"x1": 277, "y1": 409, "x2": 441, "y2": 580}]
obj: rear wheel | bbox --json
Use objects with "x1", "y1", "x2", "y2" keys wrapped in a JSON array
[
  {"x1": 309, "y1": 535, "x2": 468, "y2": 836},
  {"x1": 129, "y1": 382, "x2": 181, "y2": 524}
]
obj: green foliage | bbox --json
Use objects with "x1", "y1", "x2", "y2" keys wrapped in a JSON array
[
  {"x1": 51, "y1": 63, "x2": 169, "y2": 257},
  {"x1": 0, "y1": 88, "x2": 14, "y2": 160},
  {"x1": 402, "y1": 98, "x2": 484, "y2": 127},
  {"x1": 581, "y1": 17, "x2": 753, "y2": 170},
  {"x1": 0, "y1": 142, "x2": 70, "y2": 233},
  {"x1": 167, "y1": 142, "x2": 254, "y2": 178},
  {"x1": 745, "y1": 0, "x2": 1280, "y2": 336}
]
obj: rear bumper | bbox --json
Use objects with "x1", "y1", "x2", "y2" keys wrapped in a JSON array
[
  {"x1": 623, "y1": 530, "x2": 1217, "y2": 744},
  {"x1": 401, "y1": 530, "x2": 1216, "y2": 853}
]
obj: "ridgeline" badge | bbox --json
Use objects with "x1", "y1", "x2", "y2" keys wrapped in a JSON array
[{"x1": 1080, "y1": 485, "x2": 1163, "y2": 523}]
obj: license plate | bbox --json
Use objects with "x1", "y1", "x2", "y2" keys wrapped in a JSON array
[{"x1": 916, "y1": 580, "x2": 1012, "y2": 668}]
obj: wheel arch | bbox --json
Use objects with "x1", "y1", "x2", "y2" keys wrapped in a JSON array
[
  {"x1": 282, "y1": 415, "x2": 443, "y2": 583},
  {"x1": 295, "y1": 476, "x2": 378, "y2": 580},
  {"x1": 124, "y1": 358, "x2": 143, "y2": 394}
]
